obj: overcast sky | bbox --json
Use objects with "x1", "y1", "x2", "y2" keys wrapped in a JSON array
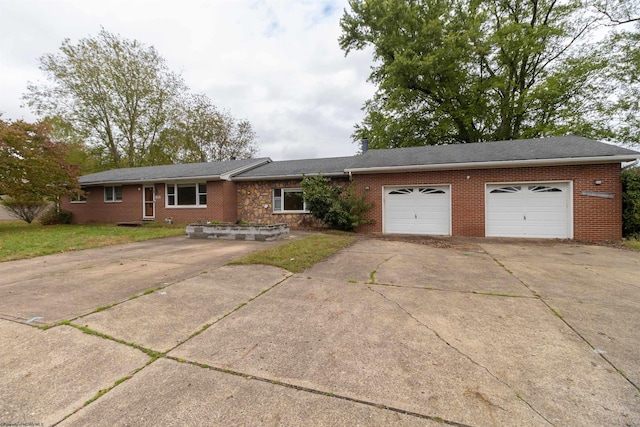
[{"x1": 0, "y1": 0, "x2": 376, "y2": 160}]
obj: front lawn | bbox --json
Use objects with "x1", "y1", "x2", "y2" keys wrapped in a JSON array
[
  {"x1": 228, "y1": 233, "x2": 356, "y2": 273},
  {"x1": 0, "y1": 221, "x2": 186, "y2": 261}
]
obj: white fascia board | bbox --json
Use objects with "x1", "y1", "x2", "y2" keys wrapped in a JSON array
[
  {"x1": 221, "y1": 159, "x2": 273, "y2": 181},
  {"x1": 345, "y1": 155, "x2": 640, "y2": 174}
]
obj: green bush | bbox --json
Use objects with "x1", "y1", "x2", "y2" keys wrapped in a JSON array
[
  {"x1": 301, "y1": 175, "x2": 374, "y2": 231},
  {"x1": 39, "y1": 206, "x2": 73, "y2": 225},
  {"x1": 622, "y1": 167, "x2": 640, "y2": 238}
]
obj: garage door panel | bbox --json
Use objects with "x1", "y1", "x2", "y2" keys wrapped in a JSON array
[
  {"x1": 384, "y1": 186, "x2": 450, "y2": 235},
  {"x1": 486, "y1": 183, "x2": 570, "y2": 238}
]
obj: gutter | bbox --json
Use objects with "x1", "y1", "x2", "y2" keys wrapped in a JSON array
[
  {"x1": 344, "y1": 155, "x2": 640, "y2": 174},
  {"x1": 79, "y1": 174, "x2": 224, "y2": 186},
  {"x1": 231, "y1": 172, "x2": 348, "y2": 181}
]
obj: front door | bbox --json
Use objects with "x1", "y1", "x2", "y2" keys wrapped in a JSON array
[{"x1": 143, "y1": 186, "x2": 155, "y2": 219}]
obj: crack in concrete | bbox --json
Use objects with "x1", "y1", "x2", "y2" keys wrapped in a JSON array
[
  {"x1": 166, "y1": 272, "x2": 292, "y2": 353},
  {"x1": 368, "y1": 283, "x2": 536, "y2": 298},
  {"x1": 483, "y1": 248, "x2": 640, "y2": 394},
  {"x1": 367, "y1": 254, "x2": 397, "y2": 284},
  {"x1": 165, "y1": 355, "x2": 474, "y2": 427},
  {"x1": 13, "y1": 268, "x2": 217, "y2": 330},
  {"x1": 51, "y1": 271, "x2": 292, "y2": 425},
  {"x1": 365, "y1": 284, "x2": 555, "y2": 426},
  {"x1": 51, "y1": 357, "x2": 160, "y2": 427}
]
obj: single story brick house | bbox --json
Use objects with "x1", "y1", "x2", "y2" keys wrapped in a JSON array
[{"x1": 62, "y1": 136, "x2": 640, "y2": 241}]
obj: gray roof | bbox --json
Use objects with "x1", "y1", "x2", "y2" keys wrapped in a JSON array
[
  {"x1": 79, "y1": 158, "x2": 270, "y2": 185},
  {"x1": 347, "y1": 136, "x2": 639, "y2": 171},
  {"x1": 233, "y1": 156, "x2": 356, "y2": 180},
  {"x1": 77, "y1": 137, "x2": 639, "y2": 185}
]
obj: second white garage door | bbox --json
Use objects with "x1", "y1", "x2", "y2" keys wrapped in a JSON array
[
  {"x1": 486, "y1": 182, "x2": 572, "y2": 238},
  {"x1": 384, "y1": 186, "x2": 450, "y2": 235}
]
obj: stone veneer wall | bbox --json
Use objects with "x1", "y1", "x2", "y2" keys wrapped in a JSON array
[{"x1": 236, "y1": 179, "x2": 328, "y2": 229}]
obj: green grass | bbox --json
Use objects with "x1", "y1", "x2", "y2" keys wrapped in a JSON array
[
  {"x1": 228, "y1": 233, "x2": 355, "y2": 273},
  {"x1": 622, "y1": 238, "x2": 640, "y2": 251},
  {"x1": 0, "y1": 221, "x2": 185, "y2": 261}
]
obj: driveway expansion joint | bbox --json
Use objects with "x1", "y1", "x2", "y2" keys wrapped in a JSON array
[
  {"x1": 52, "y1": 357, "x2": 160, "y2": 427},
  {"x1": 483, "y1": 248, "x2": 640, "y2": 394},
  {"x1": 165, "y1": 272, "x2": 293, "y2": 354},
  {"x1": 164, "y1": 355, "x2": 474, "y2": 427},
  {"x1": 367, "y1": 283, "x2": 537, "y2": 298},
  {"x1": 65, "y1": 321, "x2": 165, "y2": 359},
  {"x1": 365, "y1": 284, "x2": 555, "y2": 426}
]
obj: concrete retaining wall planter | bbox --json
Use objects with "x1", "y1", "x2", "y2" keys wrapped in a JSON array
[{"x1": 186, "y1": 223, "x2": 290, "y2": 241}]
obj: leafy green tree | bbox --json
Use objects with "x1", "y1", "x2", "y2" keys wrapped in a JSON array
[
  {"x1": 23, "y1": 28, "x2": 258, "y2": 170},
  {"x1": 589, "y1": 27, "x2": 640, "y2": 147},
  {"x1": 301, "y1": 175, "x2": 373, "y2": 231},
  {"x1": 24, "y1": 28, "x2": 186, "y2": 169},
  {"x1": 339, "y1": 0, "x2": 639, "y2": 148},
  {"x1": 0, "y1": 118, "x2": 80, "y2": 223},
  {"x1": 159, "y1": 94, "x2": 258, "y2": 163},
  {"x1": 622, "y1": 167, "x2": 640, "y2": 237}
]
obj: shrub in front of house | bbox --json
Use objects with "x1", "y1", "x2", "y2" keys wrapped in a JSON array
[
  {"x1": 301, "y1": 175, "x2": 374, "y2": 231},
  {"x1": 622, "y1": 167, "x2": 640, "y2": 238},
  {"x1": 39, "y1": 206, "x2": 73, "y2": 225}
]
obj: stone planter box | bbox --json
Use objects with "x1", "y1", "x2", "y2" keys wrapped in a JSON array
[{"x1": 186, "y1": 223, "x2": 290, "y2": 241}]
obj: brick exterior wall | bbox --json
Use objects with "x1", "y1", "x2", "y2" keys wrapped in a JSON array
[
  {"x1": 236, "y1": 179, "x2": 327, "y2": 228},
  {"x1": 62, "y1": 180, "x2": 239, "y2": 225},
  {"x1": 62, "y1": 163, "x2": 624, "y2": 241},
  {"x1": 352, "y1": 163, "x2": 623, "y2": 242}
]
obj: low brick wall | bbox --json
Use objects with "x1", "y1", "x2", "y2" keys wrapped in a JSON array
[{"x1": 186, "y1": 223, "x2": 290, "y2": 241}]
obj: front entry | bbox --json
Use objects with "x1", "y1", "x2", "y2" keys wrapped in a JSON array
[{"x1": 143, "y1": 186, "x2": 155, "y2": 220}]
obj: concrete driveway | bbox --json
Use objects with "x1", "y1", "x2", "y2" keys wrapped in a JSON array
[{"x1": 0, "y1": 235, "x2": 638, "y2": 426}]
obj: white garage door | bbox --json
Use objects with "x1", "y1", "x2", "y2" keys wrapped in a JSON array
[
  {"x1": 384, "y1": 186, "x2": 450, "y2": 235},
  {"x1": 486, "y1": 183, "x2": 571, "y2": 238}
]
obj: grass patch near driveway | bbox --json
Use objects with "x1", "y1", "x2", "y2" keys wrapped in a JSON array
[
  {"x1": 228, "y1": 233, "x2": 355, "y2": 273},
  {"x1": 0, "y1": 221, "x2": 185, "y2": 261},
  {"x1": 622, "y1": 238, "x2": 640, "y2": 251}
]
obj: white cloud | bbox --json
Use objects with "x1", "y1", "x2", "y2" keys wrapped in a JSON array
[{"x1": 0, "y1": 0, "x2": 376, "y2": 160}]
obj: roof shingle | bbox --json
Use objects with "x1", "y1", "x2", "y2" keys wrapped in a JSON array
[
  {"x1": 77, "y1": 137, "x2": 639, "y2": 185},
  {"x1": 347, "y1": 136, "x2": 639, "y2": 170},
  {"x1": 233, "y1": 156, "x2": 356, "y2": 180},
  {"x1": 79, "y1": 158, "x2": 269, "y2": 185}
]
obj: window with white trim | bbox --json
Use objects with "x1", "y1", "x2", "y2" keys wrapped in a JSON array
[
  {"x1": 490, "y1": 186, "x2": 521, "y2": 194},
  {"x1": 71, "y1": 187, "x2": 87, "y2": 203},
  {"x1": 166, "y1": 183, "x2": 207, "y2": 207},
  {"x1": 529, "y1": 185, "x2": 562, "y2": 193},
  {"x1": 104, "y1": 186, "x2": 122, "y2": 202},
  {"x1": 418, "y1": 188, "x2": 446, "y2": 194},
  {"x1": 273, "y1": 188, "x2": 307, "y2": 212},
  {"x1": 389, "y1": 188, "x2": 414, "y2": 195}
]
